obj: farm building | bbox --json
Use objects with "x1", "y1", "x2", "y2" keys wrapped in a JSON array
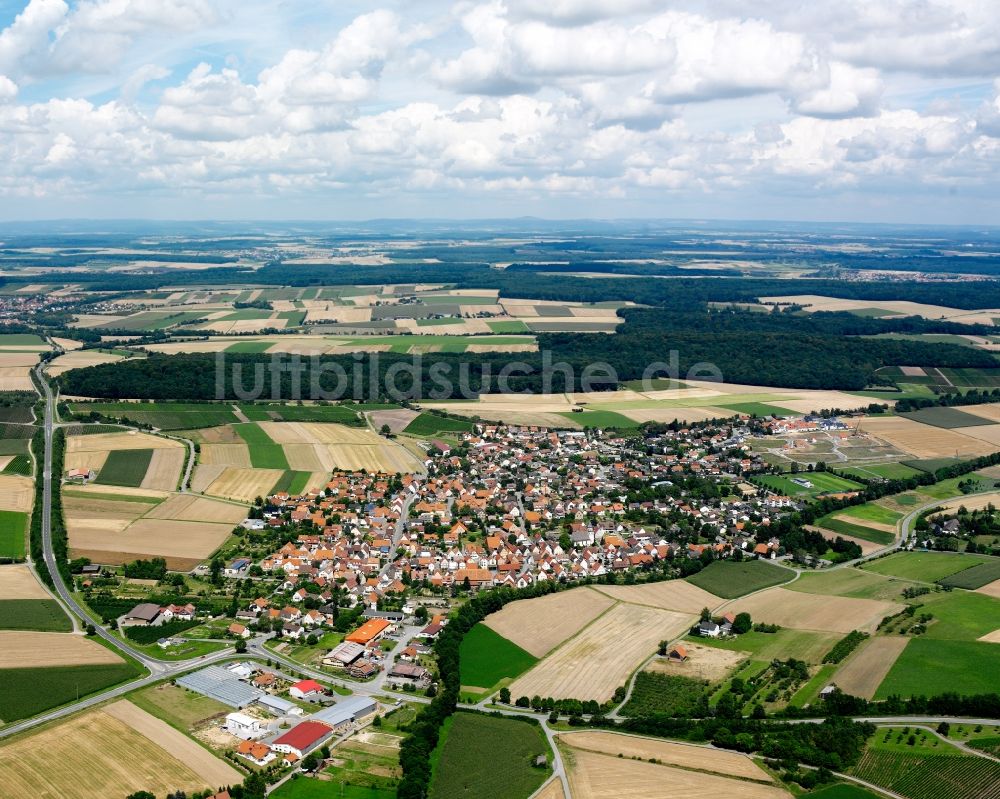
[
  {"x1": 122, "y1": 602, "x2": 161, "y2": 627},
  {"x1": 668, "y1": 645, "x2": 689, "y2": 662},
  {"x1": 270, "y1": 720, "x2": 334, "y2": 759},
  {"x1": 323, "y1": 641, "x2": 365, "y2": 667},
  {"x1": 345, "y1": 617, "x2": 392, "y2": 645},
  {"x1": 224, "y1": 712, "x2": 266, "y2": 740},
  {"x1": 176, "y1": 665, "x2": 263, "y2": 708},
  {"x1": 289, "y1": 679, "x2": 326, "y2": 700},
  {"x1": 388, "y1": 662, "x2": 430, "y2": 685},
  {"x1": 311, "y1": 696, "x2": 378, "y2": 732},
  {"x1": 256, "y1": 694, "x2": 301, "y2": 717}
]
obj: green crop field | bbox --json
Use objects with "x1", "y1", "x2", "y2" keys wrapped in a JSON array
[
  {"x1": 429, "y1": 712, "x2": 549, "y2": 799},
  {"x1": 686, "y1": 559, "x2": 793, "y2": 598},
  {"x1": 225, "y1": 341, "x2": 275, "y2": 353},
  {"x1": 0, "y1": 439, "x2": 30, "y2": 455},
  {"x1": 69, "y1": 401, "x2": 240, "y2": 429},
  {"x1": 487, "y1": 320, "x2": 529, "y2": 333},
  {"x1": 814, "y1": 514, "x2": 894, "y2": 545},
  {"x1": 270, "y1": 470, "x2": 313, "y2": 496},
  {"x1": 0, "y1": 599, "x2": 71, "y2": 631},
  {"x1": 937, "y1": 557, "x2": 1000, "y2": 589},
  {"x1": 696, "y1": 628, "x2": 840, "y2": 664},
  {"x1": 556, "y1": 409, "x2": 640, "y2": 429},
  {"x1": 272, "y1": 777, "x2": 393, "y2": 799},
  {"x1": 0, "y1": 662, "x2": 143, "y2": 721},
  {"x1": 0, "y1": 509, "x2": 27, "y2": 558},
  {"x1": 863, "y1": 552, "x2": 991, "y2": 583},
  {"x1": 918, "y1": 591, "x2": 1000, "y2": 641},
  {"x1": 754, "y1": 472, "x2": 864, "y2": 498},
  {"x1": 899, "y1": 406, "x2": 995, "y2": 429},
  {"x1": 403, "y1": 413, "x2": 475, "y2": 438},
  {"x1": 0, "y1": 333, "x2": 46, "y2": 346},
  {"x1": 416, "y1": 317, "x2": 465, "y2": 326},
  {"x1": 233, "y1": 422, "x2": 289, "y2": 468},
  {"x1": 804, "y1": 784, "x2": 883, "y2": 799},
  {"x1": 789, "y1": 569, "x2": 916, "y2": 601},
  {"x1": 852, "y1": 747, "x2": 1000, "y2": 799},
  {"x1": 839, "y1": 504, "x2": 903, "y2": 526},
  {"x1": 620, "y1": 672, "x2": 709, "y2": 717},
  {"x1": 715, "y1": 401, "x2": 796, "y2": 417},
  {"x1": 840, "y1": 462, "x2": 922, "y2": 481},
  {"x1": 238, "y1": 402, "x2": 364, "y2": 424},
  {"x1": 1, "y1": 454, "x2": 31, "y2": 475},
  {"x1": 875, "y1": 638, "x2": 1000, "y2": 698},
  {"x1": 94, "y1": 448, "x2": 153, "y2": 486},
  {"x1": 459, "y1": 624, "x2": 537, "y2": 690}
]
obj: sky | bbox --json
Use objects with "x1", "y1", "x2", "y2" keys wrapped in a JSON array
[{"x1": 0, "y1": 0, "x2": 998, "y2": 223}]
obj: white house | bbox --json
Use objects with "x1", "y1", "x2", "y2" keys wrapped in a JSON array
[
  {"x1": 225, "y1": 712, "x2": 266, "y2": 740},
  {"x1": 698, "y1": 621, "x2": 721, "y2": 638}
]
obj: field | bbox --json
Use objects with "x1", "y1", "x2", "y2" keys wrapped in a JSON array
[
  {"x1": 852, "y1": 739, "x2": 1000, "y2": 799},
  {"x1": 273, "y1": 779, "x2": 394, "y2": 799},
  {"x1": 856, "y1": 416, "x2": 996, "y2": 459},
  {"x1": 0, "y1": 352, "x2": 40, "y2": 391},
  {"x1": 0, "y1": 630, "x2": 123, "y2": 668},
  {"x1": 874, "y1": 638, "x2": 1000, "y2": 698},
  {"x1": 65, "y1": 431, "x2": 184, "y2": 490},
  {"x1": 402, "y1": 412, "x2": 474, "y2": 438},
  {"x1": 0, "y1": 662, "x2": 142, "y2": 722},
  {"x1": 754, "y1": 472, "x2": 864, "y2": 498},
  {"x1": 0, "y1": 700, "x2": 241, "y2": 797},
  {"x1": 0, "y1": 509, "x2": 27, "y2": 558},
  {"x1": 562, "y1": 739, "x2": 790, "y2": 799},
  {"x1": 697, "y1": 628, "x2": 841, "y2": 664},
  {"x1": 46, "y1": 349, "x2": 127, "y2": 377},
  {"x1": 481, "y1": 586, "x2": 614, "y2": 657},
  {"x1": 789, "y1": 569, "x2": 918, "y2": 602},
  {"x1": 0, "y1": 599, "x2": 72, "y2": 631},
  {"x1": 507, "y1": 602, "x2": 693, "y2": 702},
  {"x1": 804, "y1": 786, "x2": 881, "y2": 799},
  {"x1": 899, "y1": 406, "x2": 998, "y2": 429},
  {"x1": 938, "y1": 558, "x2": 1000, "y2": 589},
  {"x1": 428, "y1": 713, "x2": 549, "y2": 799},
  {"x1": 65, "y1": 489, "x2": 242, "y2": 569},
  {"x1": 233, "y1": 422, "x2": 289, "y2": 468},
  {"x1": 829, "y1": 637, "x2": 909, "y2": 699},
  {"x1": 0, "y1": 474, "x2": 32, "y2": 513},
  {"x1": 813, "y1": 512, "x2": 895, "y2": 545},
  {"x1": 719, "y1": 587, "x2": 902, "y2": 634},
  {"x1": 862, "y1": 552, "x2": 991, "y2": 583},
  {"x1": 917, "y1": 590, "x2": 1000, "y2": 641},
  {"x1": 590, "y1": 580, "x2": 724, "y2": 614},
  {"x1": 0, "y1": 564, "x2": 51, "y2": 599},
  {"x1": 686, "y1": 560, "x2": 794, "y2": 598},
  {"x1": 558, "y1": 730, "x2": 773, "y2": 781},
  {"x1": 459, "y1": 623, "x2": 538, "y2": 692},
  {"x1": 620, "y1": 672, "x2": 709, "y2": 717},
  {"x1": 126, "y1": 682, "x2": 230, "y2": 731},
  {"x1": 69, "y1": 401, "x2": 240, "y2": 429}
]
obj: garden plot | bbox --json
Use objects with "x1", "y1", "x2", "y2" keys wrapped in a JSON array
[
  {"x1": 0, "y1": 630, "x2": 123, "y2": 668},
  {"x1": 482, "y1": 587, "x2": 615, "y2": 658},
  {"x1": 507, "y1": 602, "x2": 693, "y2": 703},
  {"x1": 719, "y1": 587, "x2": 902, "y2": 634}
]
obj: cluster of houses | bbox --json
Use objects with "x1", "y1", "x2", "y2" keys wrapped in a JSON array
[{"x1": 243, "y1": 422, "x2": 794, "y2": 609}]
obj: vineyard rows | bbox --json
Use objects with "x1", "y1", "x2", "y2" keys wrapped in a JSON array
[{"x1": 853, "y1": 750, "x2": 1000, "y2": 799}]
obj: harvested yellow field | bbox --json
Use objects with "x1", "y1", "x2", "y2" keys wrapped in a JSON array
[
  {"x1": 0, "y1": 369, "x2": 33, "y2": 390},
  {"x1": 67, "y1": 431, "x2": 180, "y2": 454},
  {"x1": 935, "y1": 492, "x2": 1000, "y2": 514},
  {"x1": 760, "y1": 294, "x2": 997, "y2": 324},
  {"x1": 0, "y1": 564, "x2": 50, "y2": 600},
  {"x1": 565, "y1": 748, "x2": 790, "y2": 799},
  {"x1": 483, "y1": 587, "x2": 615, "y2": 658},
  {"x1": 721, "y1": 587, "x2": 901, "y2": 634},
  {"x1": 832, "y1": 637, "x2": 909, "y2": 699},
  {"x1": 0, "y1": 352, "x2": 40, "y2": 366},
  {"x1": 0, "y1": 702, "x2": 240, "y2": 799},
  {"x1": 859, "y1": 416, "x2": 995, "y2": 458},
  {"x1": 508, "y1": 603, "x2": 693, "y2": 702},
  {"x1": 145, "y1": 494, "x2": 245, "y2": 524},
  {"x1": 64, "y1": 448, "x2": 110, "y2": 474},
  {"x1": 190, "y1": 463, "x2": 226, "y2": 493},
  {"x1": 951, "y1": 424, "x2": 1000, "y2": 446},
  {"x1": 978, "y1": 629, "x2": 1000, "y2": 643},
  {"x1": 957, "y1": 404, "x2": 1000, "y2": 423},
  {"x1": 139, "y1": 447, "x2": 185, "y2": 491},
  {"x1": 645, "y1": 642, "x2": 749, "y2": 683},
  {"x1": 46, "y1": 350, "x2": 124, "y2": 376},
  {"x1": 205, "y1": 466, "x2": 283, "y2": 502},
  {"x1": 0, "y1": 630, "x2": 122, "y2": 668},
  {"x1": 0, "y1": 474, "x2": 32, "y2": 512},
  {"x1": 51, "y1": 337, "x2": 84, "y2": 350},
  {"x1": 533, "y1": 779, "x2": 566, "y2": 799},
  {"x1": 976, "y1": 579, "x2": 1000, "y2": 599},
  {"x1": 591, "y1": 581, "x2": 724, "y2": 614},
  {"x1": 618, "y1": 407, "x2": 730, "y2": 424},
  {"x1": 199, "y1": 442, "x2": 251, "y2": 466},
  {"x1": 559, "y1": 731, "x2": 773, "y2": 781},
  {"x1": 70, "y1": 518, "x2": 235, "y2": 569},
  {"x1": 62, "y1": 484, "x2": 168, "y2": 500},
  {"x1": 283, "y1": 442, "x2": 326, "y2": 471}
]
